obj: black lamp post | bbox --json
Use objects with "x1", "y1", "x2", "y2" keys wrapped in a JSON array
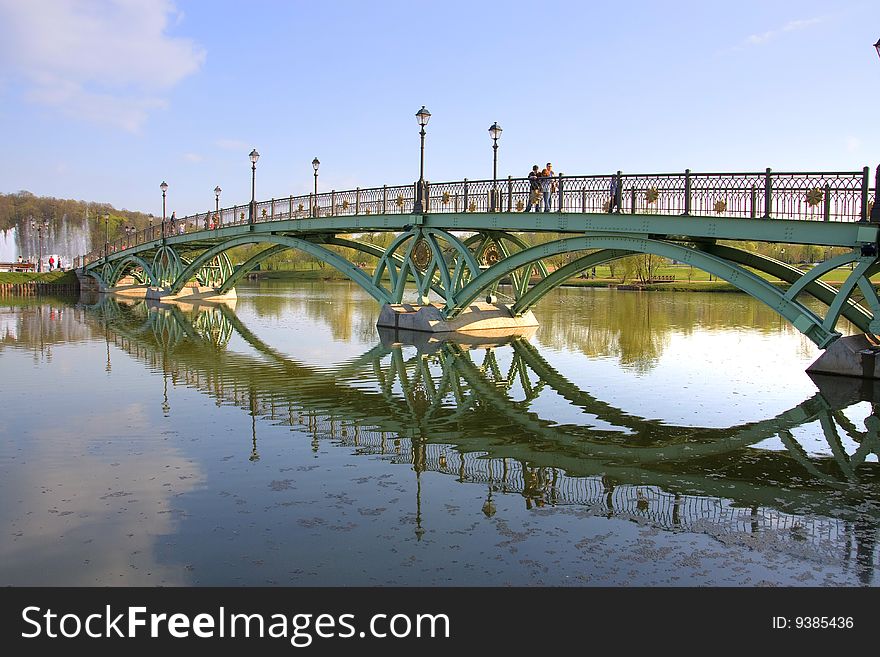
[
  {"x1": 312, "y1": 157, "x2": 320, "y2": 217},
  {"x1": 872, "y1": 39, "x2": 880, "y2": 222},
  {"x1": 103, "y1": 213, "x2": 110, "y2": 260},
  {"x1": 312, "y1": 157, "x2": 320, "y2": 196},
  {"x1": 160, "y1": 181, "x2": 168, "y2": 238},
  {"x1": 214, "y1": 185, "x2": 221, "y2": 227},
  {"x1": 249, "y1": 149, "x2": 260, "y2": 225},
  {"x1": 488, "y1": 122, "x2": 502, "y2": 211},
  {"x1": 413, "y1": 105, "x2": 431, "y2": 214}
]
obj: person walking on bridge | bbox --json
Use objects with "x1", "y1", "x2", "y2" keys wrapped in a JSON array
[
  {"x1": 524, "y1": 165, "x2": 541, "y2": 212},
  {"x1": 607, "y1": 175, "x2": 621, "y2": 213},
  {"x1": 540, "y1": 163, "x2": 556, "y2": 212}
]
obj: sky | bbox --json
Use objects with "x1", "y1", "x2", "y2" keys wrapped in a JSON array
[{"x1": 1, "y1": 0, "x2": 879, "y2": 218}]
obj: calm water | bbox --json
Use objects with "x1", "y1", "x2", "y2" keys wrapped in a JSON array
[{"x1": 1, "y1": 282, "x2": 878, "y2": 586}]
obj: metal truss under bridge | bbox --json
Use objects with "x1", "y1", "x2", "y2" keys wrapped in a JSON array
[{"x1": 77, "y1": 166, "x2": 880, "y2": 349}]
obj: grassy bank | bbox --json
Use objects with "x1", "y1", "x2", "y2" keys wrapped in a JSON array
[
  {"x1": 251, "y1": 269, "x2": 349, "y2": 281},
  {"x1": 0, "y1": 270, "x2": 79, "y2": 285},
  {"x1": 558, "y1": 277, "x2": 792, "y2": 292},
  {"x1": 245, "y1": 268, "x2": 824, "y2": 294},
  {"x1": 7, "y1": 264, "x2": 860, "y2": 295}
]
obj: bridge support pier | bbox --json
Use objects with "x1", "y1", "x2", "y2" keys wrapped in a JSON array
[
  {"x1": 376, "y1": 302, "x2": 538, "y2": 334},
  {"x1": 145, "y1": 285, "x2": 237, "y2": 303},
  {"x1": 807, "y1": 334, "x2": 880, "y2": 379}
]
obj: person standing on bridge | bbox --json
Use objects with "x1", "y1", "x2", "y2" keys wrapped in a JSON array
[
  {"x1": 540, "y1": 163, "x2": 556, "y2": 212},
  {"x1": 607, "y1": 175, "x2": 621, "y2": 213},
  {"x1": 524, "y1": 165, "x2": 541, "y2": 212}
]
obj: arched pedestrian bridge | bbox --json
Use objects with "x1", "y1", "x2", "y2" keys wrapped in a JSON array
[{"x1": 77, "y1": 167, "x2": 880, "y2": 373}]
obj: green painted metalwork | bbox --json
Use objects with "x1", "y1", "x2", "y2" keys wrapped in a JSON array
[
  {"x1": 822, "y1": 257, "x2": 876, "y2": 332},
  {"x1": 106, "y1": 254, "x2": 157, "y2": 288},
  {"x1": 169, "y1": 234, "x2": 392, "y2": 303},
  {"x1": 79, "y1": 181, "x2": 880, "y2": 348},
  {"x1": 152, "y1": 246, "x2": 184, "y2": 289},
  {"x1": 698, "y1": 244, "x2": 873, "y2": 333},
  {"x1": 217, "y1": 244, "x2": 289, "y2": 294},
  {"x1": 192, "y1": 252, "x2": 234, "y2": 288},
  {"x1": 452, "y1": 235, "x2": 842, "y2": 347},
  {"x1": 372, "y1": 227, "x2": 482, "y2": 305},
  {"x1": 512, "y1": 249, "x2": 631, "y2": 314},
  {"x1": 463, "y1": 231, "x2": 550, "y2": 302}
]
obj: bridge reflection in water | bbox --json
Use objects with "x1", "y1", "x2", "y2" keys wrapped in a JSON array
[{"x1": 84, "y1": 296, "x2": 880, "y2": 584}]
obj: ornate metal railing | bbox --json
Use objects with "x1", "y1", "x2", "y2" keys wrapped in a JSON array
[{"x1": 76, "y1": 167, "x2": 879, "y2": 268}]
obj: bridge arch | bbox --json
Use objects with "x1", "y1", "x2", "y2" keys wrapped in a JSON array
[
  {"x1": 106, "y1": 254, "x2": 157, "y2": 287},
  {"x1": 168, "y1": 234, "x2": 394, "y2": 304},
  {"x1": 453, "y1": 234, "x2": 875, "y2": 348},
  {"x1": 511, "y1": 244, "x2": 877, "y2": 336}
]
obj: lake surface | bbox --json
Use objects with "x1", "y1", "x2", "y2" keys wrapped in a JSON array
[{"x1": 1, "y1": 281, "x2": 878, "y2": 586}]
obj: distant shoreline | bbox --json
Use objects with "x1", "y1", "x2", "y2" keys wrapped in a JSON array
[
  {"x1": 0, "y1": 268, "x2": 866, "y2": 296},
  {"x1": 241, "y1": 269, "x2": 797, "y2": 293}
]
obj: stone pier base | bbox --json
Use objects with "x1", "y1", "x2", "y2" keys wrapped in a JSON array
[
  {"x1": 105, "y1": 283, "x2": 149, "y2": 298},
  {"x1": 377, "y1": 325, "x2": 537, "y2": 355},
  {"x1": 145, "y1": 285, "x2": 237, "y2": 303},
  {"x1": 376, "y1": 302, "x2": 538, "y2": 333},
  {"x1": 806, "y1": 334, "x2": 880, "y2": 379}
]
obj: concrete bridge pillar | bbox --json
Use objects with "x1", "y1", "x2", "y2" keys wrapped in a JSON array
[
  {"x1": 376, "y1": 302, "x2": 537, "y2": 334},
  {"x1": 807, "y1": 334, "x2": 880, "y2": 379},
  {"x1": 75, "y1": 270, "x2": 101, "y2": 293}
]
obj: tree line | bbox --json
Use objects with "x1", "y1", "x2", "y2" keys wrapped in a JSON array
[{"x1": 0, "y1": 190, "x2": 157, "y2": 241}]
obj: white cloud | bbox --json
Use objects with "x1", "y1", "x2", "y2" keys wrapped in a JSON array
[
  {"x1": 0, "y1": 0, "x2": 205, "y2": 131},
  {"x1": 846, "y1": 136, "x2": 861, "y2": 153},
  {"x1": 184, "y1": 152, "x2": 203, "y2": 163},
  {"x1": 744, "y1": 17, "x2": 823, "y2": 47}
]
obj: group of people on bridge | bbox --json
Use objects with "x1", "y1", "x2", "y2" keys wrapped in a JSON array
[
  {"x1": 524, "y1": 162, "x2": 557, "y2": 213},
  {"x1": 524, "y1": 162, "x2": 622, "y2": 214},
  {"x1": 160, "y1": 211, "x2": 223, "y2": 238}
]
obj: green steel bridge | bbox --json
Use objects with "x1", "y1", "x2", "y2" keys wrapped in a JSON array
[
  {"x1": 78, "y1": 166, "x2": 880, "y2": 350},
  {"x1": 84, "y1": 298, "x2": 880, "y2": 583}
]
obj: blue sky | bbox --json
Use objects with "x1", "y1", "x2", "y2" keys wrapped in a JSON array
[{"x1": 1, "y1": 0, "x2": 878, "y2": 218}]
